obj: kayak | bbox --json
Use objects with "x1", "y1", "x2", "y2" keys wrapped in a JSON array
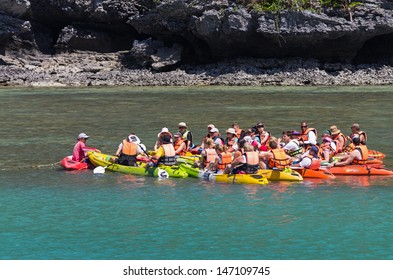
[
  {"x1": 87, "y1": 151, "x2": 188, "y2": 178},
  {"x1": 179, "y1": 163, "x2": 268, "y2": 185},
  {"x1": 321, "y1": 164, "x2": 393, "y2": 176},
  {"x1": 60, "y1": 156, "x2": 88, "y2": 170},
  {"x1": 291, "y1": 167, "x2": 336, "y2": 179},
  {"x1": 257, "y1": 169, "x2": 303, "y2": 181},
  {"x1": 368, "y1": 149, "x2": 385, "y2": 159},
  {"x1": 332, "y1": 155, "x2": 383, "y2": 165}
]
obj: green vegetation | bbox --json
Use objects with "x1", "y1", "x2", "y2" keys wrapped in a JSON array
[{"x1": 237, "y1": 0, "x2": 363, "y2": 20}]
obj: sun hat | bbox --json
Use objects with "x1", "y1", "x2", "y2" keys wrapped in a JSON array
[
  {"x1": 226, "y1": 128, "x2": 236, "y2": 135},
  {"x1": 207, "y1": 124, "x2": 215, "y2": 129},
  {"x1": 329, "y1": 125, "x2": 341, "y2": 135},
  {"x1": 157, "y1": 127, "x2": 169, "y2": 137},
  {"x1": 128, "y1": 134, "x2": 141, "y2": 144},
  {"x1": 178, "y1": 122, "x2": 187, "y2": 128},
  {"x1": 78, "y1": 133, "x2": 89, "y2": 139},
  {"x1": 209, "y1": 127, "x2": 219, "y2": 133}
]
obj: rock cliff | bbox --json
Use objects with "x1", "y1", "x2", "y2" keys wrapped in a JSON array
[{"x1": 1, "y1": 0, "x2": 393, "y2": 86}]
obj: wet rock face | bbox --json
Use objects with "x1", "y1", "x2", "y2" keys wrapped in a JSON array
[{"x1": 1, "y1": 0, "x2": 393, "y2": 69}]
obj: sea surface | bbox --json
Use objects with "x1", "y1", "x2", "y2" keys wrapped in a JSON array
[{"x1": 0, "y1": 86, "x2": 392, "y2": 260}]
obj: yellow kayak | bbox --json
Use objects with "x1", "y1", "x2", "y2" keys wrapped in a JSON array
[{"x1": 257, "y1": 169, "x2": 303, "y2": 181}]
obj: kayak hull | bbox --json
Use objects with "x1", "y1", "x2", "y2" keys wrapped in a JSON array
[
  {"x1": 324, "y1": 165, "x2": 393, "y2": 176},
  {"x1": 291, "y1": 167, "x2": 336, "y2": 179},
  {"x1": 179, "y1": 163, "x2": 268, "y2": 185},
  {"x1": 257, "y1": 169, "x2": 303, "y2": 181},
  {"x1": 60, "y1": 156, "x2": 88, "y2": 170},
  {"x1": 88, "y1": 151, "x2": 188, "y2": 178}
]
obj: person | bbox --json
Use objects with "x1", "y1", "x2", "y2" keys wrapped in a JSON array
[
  {"x1": 255, "y1": 122, "x2": 270, "y2": 151},
  {"x1": 200, "y1": 138, "x2": 218, "y2": 170},
  {"x1": 327, "y1": 137, "x2": 368, "y2": 167},
  {"x1": 318, "y1": 136, "x2": 336, "y2": 163},
  {"x1": 209, "y1": 127, "x2": 225, "y2": 146},
  {"x1": 151, "y1": 134, "x2": 176, "y2": 166},
  {"x1": 224, "y1": 127, "x2": 239, "y2": 152},
  {"x1": 178, "y1": 122, "x2": 193, "y2": 150},
  {"x1": 115, "y1": 133, "x2": 145, "y2": 166},
  {"x1": 292, "y1": 145, "x2": 321, "y2": 169},
  {"x1": 227, "y1": 142, "x2": 260, "y2": 174},
  {"x1": 173, "y1": 132, "x2": 187, "y2": 156},
  {"x1": 259, "y1": 140, "x2": 292, "y2": 170},
  {"x1": 282, "y1": 130, "x2": 303, "y2": 160},
  {"x1": 215, "y1": 144, "x2": 233, "y2": 172},
  {"x1": 330, "y1": 125, "x2": 346, "y2": 153},
  {"x1": 154, "y1": 127, "x2": 172, "y2": 151},
  {"x1": 299, "y1": 121, "x2": 318, "y2": 147},
  {"x1": 231, "y1": 123, "x2": 246, "y2": 140},
  {"x1": 72, "y1": 133, "x2": 100, "y2": 162},
  {"x1": 349, "y1": 123, "x2": 368, "y2": 145}
]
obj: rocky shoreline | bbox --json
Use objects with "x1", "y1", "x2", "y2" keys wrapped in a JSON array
[{"x1": 2, "y1": 52, "x2": 393, "y2": 87}]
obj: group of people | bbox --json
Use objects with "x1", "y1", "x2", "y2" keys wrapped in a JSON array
[{"x1": 72, "y1": 121, "x2": 370, "y2": 174}]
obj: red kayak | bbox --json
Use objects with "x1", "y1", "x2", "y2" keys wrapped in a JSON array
[
  {"x1": 291, "y1": 167, "x2": 336, "y2": 179},
  {"x1": 60, "y1": 156, "x2": 88, "y2": 170},
  {"x1": 322, "y1": 164, "x2": 393, "y2": 176}
]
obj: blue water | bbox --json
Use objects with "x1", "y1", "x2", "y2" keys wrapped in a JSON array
[{"x1": 0, "y1": 86, "x2": 392, "y2": 260}]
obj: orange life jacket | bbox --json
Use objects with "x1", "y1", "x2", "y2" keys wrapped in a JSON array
[
  {"x1": 268, "y1": 149, "x2": 291, "y2": 169},
  {"x1": 174, "y1": 139, "x2": 187, "y2": 156},
  {"x1": 235, "y1": 128, "x2": 243, "y2": 139},
  {"x1": 217, "y1": 152, "x2": 232, "y2": 170},
  {"x1": 204, "y1": 148, "x2": 218, "y2": 167},
  {"x1": 332, "y1": 133, "x2": 346, "y2": 153},
  {"x1": 300, "y1": 128, "x2": 318, "y2": 142},
  {"x1": 352, "y1": 145, "x2": 368, "y2": 165},
  {"x1": 318, "y1": 142, "x2": 336, "y2": 160},
  {"x1": 122, "y1": 140, "x2": 137, "y2": 156},
  {"x1": 160, "y1": 144, "x2": 176, "y2": 165},
  {"x1": 305, "y1": 155, "x2": 322, "y2": 170}
]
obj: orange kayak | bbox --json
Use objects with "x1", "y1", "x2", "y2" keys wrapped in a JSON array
[
  {"x1": 323, "y1": 164, "x2": 393, "y2": 176},
  {"x1": 291, "y1": 167, "x2": 335, "y2": 179},
  {"x1": 368, "y1": 149, "x2": 385, "y2": 159},
  {"x1": 60, "y1": 155, "x2": 88, "y2": 170}
]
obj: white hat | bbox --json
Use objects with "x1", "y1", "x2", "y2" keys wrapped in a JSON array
[
  {"x1": 178, "y1": 122, "x2": 187, "y2": 128},
  {"x1": 209, "y1": 127, "x2": 219, "y2": 133},
  {"x1": 207, "y1": 124, "x2": 215, "y2": 129},
  {"x1": 243, "y1": 136, "x2": 253, "y2": 143},
  {"x1": 128, "y1": 134, "x2": 141, "y2": 144},
  {"x1": 78, "y1": 133, "x2": 89, "y2": 139},
  {"x1": 226, "y1": 128, "x2": 236, "y2": 135},
  {"x1": 158, "y1": 127, "x2": 169, "y2": 137}
]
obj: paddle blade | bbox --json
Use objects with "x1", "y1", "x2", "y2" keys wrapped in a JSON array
[
  {"x1": 93, "y1": 166, "x2": 106, "y2": 174},
  {"x1": 158, "y1": 168, "x2": 169, "y2": 179}
]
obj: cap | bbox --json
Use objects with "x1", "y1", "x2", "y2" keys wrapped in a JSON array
[
  {"x1": 78, "y1": 133, "x2": 89, "y2": 139},
  {"x1": 256, "y1": 122, "x2": 264, "y2": 127},
  {"x1": 158, "y1": 127, "x2": 169, "y2": 137},
  {"x1": 323, "y1": 129, "x2": 332, "y2": 136},
  {"x1": 178, "y1": 122, "x2": 187, "y2": 128},
  {"x1": 329, "y1": 125, "x2": 341, "y2": 135},
  {"x1": 209, "y1": 127, "x2": 219, "y2": 133},
  {"x1": 128, "y1": 134, "x2": 141, "y2": 144},
  {"x1": 226, "y1": 128, "x2": 237, "y2": 135},
  {"x1": 310, "y1": 145, "x2": 319, "y2": 158},
  {"x1": 174, "y1": 132, "x2": 182, "y2": 137},
  {"x1": 292, "y1": 130, "x2": 300, "y2": 136}
]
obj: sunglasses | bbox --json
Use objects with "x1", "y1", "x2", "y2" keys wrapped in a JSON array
[{"x1": 301, "y1": 126, "x2": 307, "y2": 128}]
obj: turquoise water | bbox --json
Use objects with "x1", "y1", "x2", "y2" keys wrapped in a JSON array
[{"x1": 0, "y1": 86, "x2": 392, "y2": 259}]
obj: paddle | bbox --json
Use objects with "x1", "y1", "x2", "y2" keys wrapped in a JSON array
[{"x1": 93, "y1": 162, "x2": 115, "y2": 174}]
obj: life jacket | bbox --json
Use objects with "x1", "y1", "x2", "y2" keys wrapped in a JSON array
[
  {"x1": 212, "y1": 136, "x2": 225, "y2": 145},
  {"x1": 244, "y1": 151, "x2": 260, "y2": 174},
  {"x1": 318, "y1": 142, "x2": 336, "y2": 160},
  {"x1": 217, "y1": 152, "x2": 232, "y2": 170},
  {"x1": 235, "y1": 128, "x2": 245, "y2": 139},
  {"x1": 174, "y1": 139, "x2": 187, "y2": 156},
  {"x1": 268, "y1": 148, "x2": 291, "y2": 169},
  {"x1": 343, "y1": 142, "x2": 355, "y2": 153},
  {"x1": 304, "y1": 155, "x2": 322, "y2": 170},
  {"x1": 203, "y1": 148, "x2": 218, "y2": 167},
  {"x1": 181, "y1": 130, "x2": 192, "y2": 149},
  {"x1": 256, "y1": 131, "x2": 270, "y2": 144},
  {"x1": 122, "y1": 140, "x2": 137, "y2": 156},
  {"x1": 331, "y1": 133, "x2": 346, "y2": 153},
  {"x1": 287, "y1": 140, "x2": 303, "y2": 158},
  {"x1": 352, "y1": 145, "x2": 368, "y2": 165},
  {"x1": 359, "y1": 131, "x2": 368, "y2": 145},
  {"x1": 300, "y1": 128, "x2": 318, "y2": 142},
  {"x1": 159, "y1": 144, "x2": 176, "y2": 165}
]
